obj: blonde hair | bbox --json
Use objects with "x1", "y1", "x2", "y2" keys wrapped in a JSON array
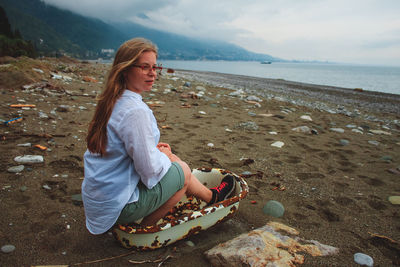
[{"x1": 86, "y1": 38, "x2": 158, "y2": 155}]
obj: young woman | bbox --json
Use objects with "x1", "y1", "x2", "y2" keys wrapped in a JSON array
[{"x1": 82, "y1": 38, "x2": 234, "y2": 235}]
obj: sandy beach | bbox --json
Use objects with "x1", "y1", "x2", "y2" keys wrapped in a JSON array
[{"x1": 1, "y1": 56, "x2": 399, "y2": 266}]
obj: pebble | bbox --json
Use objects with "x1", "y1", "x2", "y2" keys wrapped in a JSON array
[
  {"x1": 43, "y1": 184, "x2": 51, "y2": 190},
  {"x1": 263, "y1": 200, "x2": 285, "y2": 218},
  {"x1": 14, "y1": 155, "x2": 44, "y2": 164},
  {"x1": 354, "y1": 252, "x2": 374, "y2": 267},
  {"x1": 292, "y1": 126, "x2": 311, "y2": 134},
  {"x1": 17, "y1": 143, "x2": 31, "y2": 147},
  {"x1": 300, "y1": 115, "x2": 312, "y2": 121},
  {"x1": 388, "y1": 196, "x2": 400, "y2": 205},
  {"x1": 339, "y1": 139, "x2": 350, "y2": 146},
  {"x1": 7, "y1": 165, "x2": 25, "y2": 173},
  {"x1": 330, "y1": 128, "x2": 345, "y2": 133},
  {"x1": 185, "y1": 240, "x2": 195, "y2": 247},
  {"x1": 1, "y1": 244, "x2": 15, "y2": 253},
  {"x1": 368, "y1": 140, "x2": 380, "y2": 146},
  {"x1": 352, "y1": 129, "x2": 363, "y2": 134},
  {"x1": 271, "y1": 141, "x2": 284, "y2": 148},
  {"x1": 369, "y1": 129, "x2": 391, "y2": 135}
]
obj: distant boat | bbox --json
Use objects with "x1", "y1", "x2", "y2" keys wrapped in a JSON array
[{"x1": 261, "y1": 61, "x2": 272, "y2": 64}]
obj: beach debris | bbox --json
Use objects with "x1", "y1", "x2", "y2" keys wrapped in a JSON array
[
  {"x1": 32, "y1": 67, "x2": 44, "y2": 73},
  {"x1": 271, "y1": 141, "x2": 284, "y2": 148},
  {"x1": 300, "y1": 115, "x2": 313, "y2": 121},
  {"x1": 258, "y1": 113, "x2": 274, "y2": 117},
  {"x1": 240, "y1": 171, "x2": 263, "y2": 179},
  {"x1": 198, "y1": 111, "x2": 207, "y2": 115},
  {"x1": 250, "y1": 200, "x2": 257, "y2": 204},
  {"x1": 4, "y1": 117, "x2": 23, "y2": 125},
  {"x1": 354, "y1": 252, "x2": 374, "y2": 267},
  {"x1": 388, "y1": 196, "x2": 400, "y2": 205},
  {"x1": 20, "y1": 185, "x2": 27, "y2": 192},
  {"x1": 9, "y1": 104, "x2": 36, "y2": 108},
  {"x1": 183, "y1": 81, "x2": 191, "y2": 87},
  {"x1": 270, "y1": 182, "x2": 286, "y2": 191},
  {"x1": 207, "y1": 143, "x2": 215, "y2": 148},
  {"x1": 292, "y1": 125, "x2": 311, "y2": 134},
  {"x1": 268, "y1": 131, "x2": 278, "y2": 135},
  {"x1": 7, "y1": 165, "x2": 24, "y2": 173},
  {"x1": 205, "y1": 221, "x2": 339, "y2": 267},
  {"x1": 14, "y1": 155, "x2": 44, "y2": 164},
  {"x1": 82, "y1": 76, "x2": 98, "y2": 83},
  {"x1": 263, "y1": 200, "x2": 285, "y2": 217},
  {"x1": 128, "y1": 255, "x2": 173, "y2": 265},
  {"x1": 34, "y1": 144, "x2": 48, "y2": 151},
  {"x1": 1, "y1": 244, "x2": 16, "y2": 253},
  {"x1": 225, "y1": 128, "x2": 233, "y2": 132},
  {"x1": 38, "y1": 111, "x2": 49, "y2": 119},
  {"x1": 330, "y1": 128, "x2": 345, "y2": 133}
]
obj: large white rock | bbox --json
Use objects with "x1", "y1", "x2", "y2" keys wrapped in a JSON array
[
  {"x1": 205, "y1": 221, "x2": 339, "y2": 267},
  {"x1": 14, "y1": 155, "x2": 44, "y2": 164}
]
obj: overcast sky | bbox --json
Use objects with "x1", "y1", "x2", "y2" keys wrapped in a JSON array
[{"x1": 43, "y1": 0, "x2": 400, "y2": 66}]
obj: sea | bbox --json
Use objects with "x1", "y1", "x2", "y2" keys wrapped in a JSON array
[{"x1": 157, "y1": 60, "x2": 400, "y2": 96}]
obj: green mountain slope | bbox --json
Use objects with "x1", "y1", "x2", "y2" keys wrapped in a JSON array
[{"x1": 0, "y1": 0, "x2": 280, "y2": 61}]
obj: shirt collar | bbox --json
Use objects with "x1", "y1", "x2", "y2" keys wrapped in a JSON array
[{"x1": 122, "y1": 89, "x2": 142, "y2": 101}]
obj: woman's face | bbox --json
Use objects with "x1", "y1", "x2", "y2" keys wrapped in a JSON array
[{"x1": 125, "y1": 51, "x2": 157, "y2": 94}]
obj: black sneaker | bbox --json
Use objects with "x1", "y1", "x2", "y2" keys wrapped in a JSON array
[{"x1": 209, "y1": 175, "x2": 235, "y2": 204}]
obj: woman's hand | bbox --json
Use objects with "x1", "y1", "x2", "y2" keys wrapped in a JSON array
[{"x1": 157, "y1": 142, "x2": 171, "y2": 151}]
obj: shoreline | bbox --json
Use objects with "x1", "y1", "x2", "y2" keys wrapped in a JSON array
[{"x1": 174, "y1": 69, "x2": 400, "y2": 117}]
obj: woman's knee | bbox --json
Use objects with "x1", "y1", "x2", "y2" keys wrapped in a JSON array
[{"x1": 176, "y1": 161, "x2": 191, "y2": 187}]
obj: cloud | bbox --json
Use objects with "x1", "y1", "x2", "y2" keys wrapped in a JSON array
[{"x1": 42, "y1": 0, "x2": 400, "y2": 65}]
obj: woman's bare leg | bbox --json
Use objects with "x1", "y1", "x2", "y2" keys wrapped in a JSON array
[{"x1": 140, "y1": 161, "x2": 212, "y2": 226}]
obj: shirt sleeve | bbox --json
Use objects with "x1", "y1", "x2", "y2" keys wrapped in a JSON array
[{"x1": 117, "y1": 107, "x2": 171, "y2": 189}]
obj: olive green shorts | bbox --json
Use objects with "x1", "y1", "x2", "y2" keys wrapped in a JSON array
[{"x1": 116, "y1": 162, "x2": 185, "y2": 224}]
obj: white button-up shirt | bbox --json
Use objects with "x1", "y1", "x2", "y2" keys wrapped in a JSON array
[{"x1": 82, "y1": 90, "x2": 171, "y2": 234}]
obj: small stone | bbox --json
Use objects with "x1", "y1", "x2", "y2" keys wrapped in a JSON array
[
  {"x1": 263, "y1": 200, "x2": 285, "y2": 217},
  {"x1": 1, "y1": 244, "x2": 16, "y2": 253},
  {"x1": 368, "y1": 140, "x2": 380, "y2": 146},
  {"x1": 43, "y1": 184, "x2": 51, "y2": 190},
  {"x1": 7, "y1": 165, "x2": 24, "y2": 173},
  {"x1": 388, "y1": 196, "x2": 400, "y2": 205},
  {"x1": 352, "y1": 129, "x2": 363, "y2": 134},
  {"x1": 20, "y1": 186, "x2": 27, "y2": 192},
  {"x1": 292, "y1": 126, "x2": 311, "y2": 134},
  {"x1": 369, "y1": 129, "x2": 391, "y2": 135},
  {"x1": 17, "y1": 143, "x2": 31, "y2": 147},
  {"x1": 185, "y1": 240, "x2": 195, "y2": 247},
  {"x1": 354, "y1": 252, "x2": 373, "y2": 267},
  {"x1": 271, "y1": 141, "x2": 284, "y2": 148},
  {"x1": 330, "y1": 128, "x2": 345, "y2": 133},
  {"x1": 339, "y1": 139, "x2": 350, "y2": 146},
  {"x1": 300, "y1": 115, "x2": 312, "y2": 121},
  {"x1": 183, "y1": 82, "x2": 191, "y2": 87}
]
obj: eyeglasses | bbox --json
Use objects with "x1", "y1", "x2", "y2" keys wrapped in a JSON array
[{"x1": 132, "y1": 64, "x2": 163, "y2": 74}]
